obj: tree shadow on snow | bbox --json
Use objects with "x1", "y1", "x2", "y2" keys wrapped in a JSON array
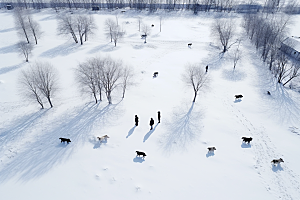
[
  {"x1": 143, "y1": 123, "x2": 158, "y2": 142},
  {"x1": 222, "y1": 69, "x2": 247, "y2": 82},
  {"x1": 0, "y1": 43, "x2": 19, "y2": 54},
  {"x1": 159, "y1": 102, "x2": 203, "y2": 154},
  {"x1": 126, "y1": 126, "x2": 136, "y2": 138},
  {"x1": 272, "y1": 164, "x2": 284, "y2": 172},
  {"x1": 133, "y1": 156, "x2": 145, "y2": 163},
  {"x1": 39, "y1": 42, "x2": 82, "y2": 58},
  {"x1": 0, "y1": 63, "x2": 25, "y2": 75},
  {"x1": 0, "y1": 102, "x2": 121, "y2": 183}
]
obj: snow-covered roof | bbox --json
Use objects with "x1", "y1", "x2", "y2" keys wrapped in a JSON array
[{"x1": 282, "y1": 36, "x2": 300, "y2": 52}]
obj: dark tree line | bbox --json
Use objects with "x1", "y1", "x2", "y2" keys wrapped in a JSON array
[{"x1": 4, "y1": 0, "x2": 299, "y2": 14}]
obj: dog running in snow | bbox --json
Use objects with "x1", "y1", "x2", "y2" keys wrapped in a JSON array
[
  {"x1": 207, "y1": 147, "x2": 216, "y2": 152},
  {"x1": 242, "y1": 137, "x2": 252, "y2": 144},
  {"x1": 136, "y1": 151, "x2": 146, "y2": 158},
  {"x1": 271, "y1": 158, "x2": 284, "y2": 166},
  {"x1": 97, "y1": 135, "x2": 110, "y2": 142},
  {"x1": 59, "y1": 138, "x2": 71, "y2": 144}
]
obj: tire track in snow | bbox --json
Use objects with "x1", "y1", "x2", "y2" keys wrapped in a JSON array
[{"x1": 223, "y1": 100, "x2": 300, "y2": 200}]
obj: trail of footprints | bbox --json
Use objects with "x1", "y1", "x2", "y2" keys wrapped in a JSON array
[{"x1": 223, "y1": 100, "x2": 300, "y2": 199}]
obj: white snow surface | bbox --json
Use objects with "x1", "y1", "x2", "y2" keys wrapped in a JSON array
[{"x1": 1, "y1": 9, "x2": 300, "y2": 200}]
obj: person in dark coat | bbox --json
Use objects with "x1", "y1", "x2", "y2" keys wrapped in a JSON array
[
  {"x1": 135, "y1": 115, "x2": 139, "y2": 126},
  {"x1": 157, "y1": 111, "x2": 161, "y2": 123},
  {"x1": 206, "y1": 65, "x2": 208, "y2": 73},
  {"x1": 150, "y1": 118, "x2": 154, "y2": 130}
]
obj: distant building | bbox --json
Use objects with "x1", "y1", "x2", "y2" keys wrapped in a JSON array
[
  {"x1": 6, "y1": 4, "x2": 13, "y2": 10},
  {"x1": 281, "y1": 36, "x2": 300, "y2": 60},
  {"x1": 92, "y1": 6, "x2": 99, "y2": 11}
]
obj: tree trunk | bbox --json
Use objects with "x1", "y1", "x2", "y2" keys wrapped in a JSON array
[
  {"x1": 93, "y1": 92, "x2": 98, "y2": 104},
  {"x1": 47, "y1": 96, "x2": 53, "y2": 108},
  {"x1": 193, "y1": 91, "x2": 197, "y2": 102}
]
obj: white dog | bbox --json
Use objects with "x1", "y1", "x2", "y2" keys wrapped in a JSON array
[{"x1": 97, "y1": 135, "x2": 110, "y2": 142}]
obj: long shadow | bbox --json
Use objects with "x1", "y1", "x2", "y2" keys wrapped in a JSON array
[
  {"x1": 0, "y1": 44, "x2": 18, "y2": 54},
  {"x1": 0, "y1": 27, "x2": 15, "y2": 33},
  {"x1": 39, "y1": 42, "x2": 81, "y2": 58},
  {"x1": 126, "y1": 126, "x2": 136, "y2": 138},
  {"x1": 0, "y1": 102, "x2": 121, "y2": 183},
  {"x1": 160, "y1": 102, "x2": 203, "y2": 154},
  {"x1": 143, "y1": 123, "x2": 158, "y2": 142},
  {"x1": 0, "y1": 63, "x2": 25, "y2": 75}
]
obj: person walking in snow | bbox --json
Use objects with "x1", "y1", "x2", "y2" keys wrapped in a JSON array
[
  {"x1": 135, "y1": 115, "x2": 139, "y2": 126},
  {"x1": 150, "y1": 118, "x2": 154, "y2": 130},
  {"x1": 206, "y1": 65, "x2": 208, "y2": 73},
  {"x1": 157, "y1": 111, "x2": 161, "y2": 123}
]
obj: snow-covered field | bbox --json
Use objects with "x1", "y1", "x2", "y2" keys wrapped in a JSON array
[{"x1": 1, "y1": 8, "x2": 300, "y2": 200}]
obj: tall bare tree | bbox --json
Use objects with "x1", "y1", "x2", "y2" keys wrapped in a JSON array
[
  {"x1": 121, "y1": 66, "x2": 134, "y2": 98},
  {"x1": 212, "y1": 19, "x2": 236, "y2": 53},
  {"x1": 34, "y1": 62, "x2": 59, "y2": 108},
  {"x1": 112, "y1": 26, "x2": 125, "y2": 47},
  {"x1": 182, "y1": 63, "x2": 208, "y2": 102},
  {"x1": 57, "y1": 14, "x2": 78, "y2": 43},
  {"x1": 141, "y1": 23, "x2": 151, "y2": 43},
  {"x1": 99, "y1": 57, "x2": 123, "y2": 104},
  {"x1": 14, "y1": 8, "x2": 30, "y2": 44},
  {"x1": 18, "y1": 42, "x2": 33, "y2": 62},
  {"x1": 75, "y1": 15, "x2": 97, "y2": 45},
  {"x1": 19, "y1": 62, "x2": 59, "y2": 108},
  {"x1": 27, "y1": 14, "x2": 42, "y2": 45},
  {"x1": 19, "y1": 67, "x2": 44, "y2": 109},
  {"x1": 105, "y1": 18, "x2": 117, "y2": 43}
]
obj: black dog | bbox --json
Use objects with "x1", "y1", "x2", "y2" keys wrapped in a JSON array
[
  {"x1": 271, "y1": 158, "x2": 284, "y2": 166},
  {"x1": 235, "y1": 94, "x2": 243, "y2": 99},
  {"x1": 141, "y1": 34, "x2": 147, "y2": 38},
  {"x1": 241, "y1": 137, "x2": 252, "y2": 144},
  {"x1": 136, "y1": 151, "x2": 146, "y2": 158},
  {"x1": 207, "y1": 147, "x2": 216, "y2": 152},
  {"x1": 59, "y1": 138, "x2": 71, "y2": 144},
  {"x1": 188, "y1": 43, "x2": 192, "y2": 47},
  {"x1": 153, "y1": 72, "x2": 158, "y2": 77}
]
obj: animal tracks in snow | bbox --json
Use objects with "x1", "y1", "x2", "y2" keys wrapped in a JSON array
[{"x1": 223, "y1": 100, "x2": 300, "y2": 199}]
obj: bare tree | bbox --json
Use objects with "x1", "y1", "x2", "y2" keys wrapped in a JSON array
[
  {"x1": 112, "y1": 26, "x2": 125, "y2": 47},
  {"x1": 14, "y1": 8, "x2": 30, "y2": 44},
  {"x1": 34, "y1": 62, "x2": 59, "y2": 108},
  {"x1": 19, "y1": 68, "x2": 44, "y2": 109},
  {"x1": 75, "y1": 15, "x2": 97, "y2": 45},
  {"x1": 212, "y1": 19, "x2": 236, "y2": 53},
  {"x1": 76, "y1": 58, "x2": 99, "y2": 103},
  {"x1": 105, "y1": 18, "x2": 117, "y2": 43},
  {"x1": 99, "y1": 57, "x2": 123, "y2": 104},
  {"x1": 182, "y1": 64, "x2": 208, "y2": 102},
  {"x1": 57, "y1": 14, "x2": 78, "y2": 43},
  {"x1": 18, "y1": 42, "x2": 33, "y2": 62},
  {"x1": 137, "y1": 17, "x2": 142, "y2": 32},
  {"x1": 159, "y1": 16, "x2": 163, "y2": 32},
  {"x1": 121, "y1": 66, "x2": 134, "y2": 98},
  {"x1": 233, "y1": 42, "x2": 242, "y2": 69},
  {"x1": 76, "y1": 56, "x2": 132, "y2": 104},
  {"x1": 27, "y1": 14, "x2": 42, "y2": 45},
  {"x1": 141, "y1": 23, "x2": 151, "y2": 43},
  {"x1": 274, "y1": 52, "x2": 300, "y2": 86}
]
